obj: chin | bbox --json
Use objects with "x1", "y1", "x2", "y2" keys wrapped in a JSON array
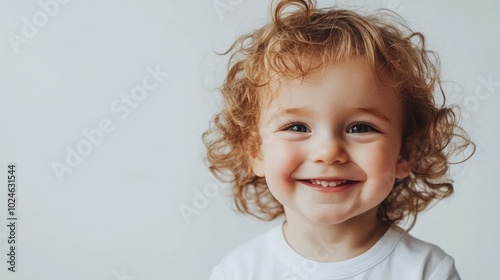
[{"x1": 304, "y1": 211, "x2": 353, "y2": 226}]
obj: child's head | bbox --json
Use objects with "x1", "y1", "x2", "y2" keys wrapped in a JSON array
[{"x1": 203, "y1": 0, "x2": 474, "y2": 229}]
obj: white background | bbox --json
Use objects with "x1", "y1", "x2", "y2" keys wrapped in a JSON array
[{"x1": 0, "y1": 0, "x2": 498, "y2": 279}]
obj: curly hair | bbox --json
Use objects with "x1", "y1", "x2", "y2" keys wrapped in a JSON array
[{"x1": 202, "y1": 0, "x2": 475, "y2": 229}]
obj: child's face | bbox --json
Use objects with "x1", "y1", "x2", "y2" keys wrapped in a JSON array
[{"x1": 250, "y1": 59, "x2": 411, "y2": 225}]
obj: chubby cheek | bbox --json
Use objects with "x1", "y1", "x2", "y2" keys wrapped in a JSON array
[
  {"x1": 262, "y1": 140, "x2": 303, "y2": 201},
  {"x1": 353, "y1": 143, "x2": 398, "y2": 198}
]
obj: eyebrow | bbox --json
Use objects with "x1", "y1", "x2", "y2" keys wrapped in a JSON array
[
  {"x1": 351, "y1": 107, "x2": 392, "y2": 124},
  {"x1": 270, "y1": 107, "x2": 315, "y2": 121},
  {"x1": 269, "y1": 106, "x2": 392, "y2": 123}
]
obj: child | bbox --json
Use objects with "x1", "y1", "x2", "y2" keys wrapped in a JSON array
[{"x1": 203, "y1": 0, "x2": 475, "y2": 279}]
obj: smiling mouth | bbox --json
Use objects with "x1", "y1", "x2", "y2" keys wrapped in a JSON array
[{"x1": 303, "y1": 179, "x2": 356, "y2": 188}]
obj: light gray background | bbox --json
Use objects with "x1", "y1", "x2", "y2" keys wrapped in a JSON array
[{"x1": 0, "y1": 0, "x2": 498, "y2": 279}]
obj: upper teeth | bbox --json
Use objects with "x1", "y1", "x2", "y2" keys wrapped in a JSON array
[{"x1": 310, "y1": 179, "x2": 347, "y2": 187}]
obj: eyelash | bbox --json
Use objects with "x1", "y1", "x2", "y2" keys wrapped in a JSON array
[
  {"x1": 347, "y1": 122, "x2": 378, "y2": 133},
  {"x1": 282, "y1": 122, "x2": 378, "y2": 133},
  {"x1": 283, "y1": 122, "x2": 310, "y2": 133}
]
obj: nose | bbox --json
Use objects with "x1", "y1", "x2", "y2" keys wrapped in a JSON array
[{"x1": 309, "y1": 135, "x2": 349, "y2": 165}]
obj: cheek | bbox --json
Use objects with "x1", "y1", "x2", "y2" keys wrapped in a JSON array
[
  {"x1": 263, "y1": 140, "x2": 302, "y2": 193},
  {"x1": 350, "y1": 147, "x2": 396, "y2": 206},
  {"x1": 264, "y1": 139, "x2": 301, "y2": 170},
  {"x1": 359, "y1": 139, "x2": 398, "y2": 163},
  {"x1": 352, "y1": 143, "x2": 399, "y2": 184}
]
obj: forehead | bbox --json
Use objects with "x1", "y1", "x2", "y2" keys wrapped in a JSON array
[{"x1": 260, "y1": 59, "x2": 403, "y2": 123}]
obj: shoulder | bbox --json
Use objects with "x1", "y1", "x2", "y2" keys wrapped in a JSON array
[
  {"x1": 220, "y1": 228, "x2": 272, "y2": 265},
  {"x1": 387, "y1": 226, "x2": 461, "y2": 279},
  {"x1": 393, "y1": 226, "x2": 450, "y2": 262},
  {"x1": 208, "y1": 224, "x2": 281, "y2": 280}
]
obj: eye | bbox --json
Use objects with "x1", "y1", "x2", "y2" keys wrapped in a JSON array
[
  {"x1": 283, "y1": 122, "x2": 310, "y2": 133},
  {"x1": 347, "y1": 123, "x2": 376, "y2": 133}
]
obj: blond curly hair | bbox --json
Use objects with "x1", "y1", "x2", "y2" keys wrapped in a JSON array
[{"x1": 202, "y1": 0, "x2": 475, "y2": 229}]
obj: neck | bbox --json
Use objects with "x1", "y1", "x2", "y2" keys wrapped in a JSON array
[{"x1": 282, "y1": 207, "x2": 389, "y2": 262}]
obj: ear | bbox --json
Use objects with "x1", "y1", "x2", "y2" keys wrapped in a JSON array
[
  {"x1": 249, "y1": 149, "x2": 265, "y2": 177},
  {"x1": 395, "y1": 141, "x2": 416, "y2": 179},
  {"x1": 395, "y1": 155, "x2": 411, "y2": 179}
]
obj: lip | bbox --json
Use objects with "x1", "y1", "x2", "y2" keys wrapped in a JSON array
[{"x1": 298, "y1": 179, "x2": 359, "y2": 193}]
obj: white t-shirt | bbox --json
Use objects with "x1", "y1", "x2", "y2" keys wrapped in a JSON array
[{"x1": 208, "y1": 222, "x2": 460, "y2": 280}]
